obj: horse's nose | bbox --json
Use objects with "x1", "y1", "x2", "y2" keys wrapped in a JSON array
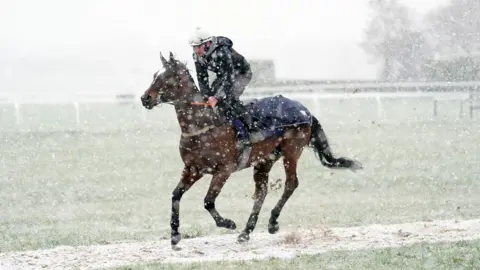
[{"x1": 141, "y1": 94, "x2": 152, "y2": 108}]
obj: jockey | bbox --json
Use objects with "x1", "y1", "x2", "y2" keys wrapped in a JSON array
[{"x1": 189, "y1": 27, "x2": 254, "y2": 143}]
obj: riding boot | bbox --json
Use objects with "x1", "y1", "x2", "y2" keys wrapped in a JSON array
[
  {"x1": 232, "y1": 118, "x2": 251, "y2": 146},
  {"x1": 242, "y1": 113, "x2": 254, "y2": 130},
  {"x1": 236, "y1": 102, "x2": 267, "y2": 144},
  {"x1": 232, "y1": 101, "x2": 252, "y2": 129},
  {"x1": 224, "y1": 99, "x2": 252, "y2": 146}
]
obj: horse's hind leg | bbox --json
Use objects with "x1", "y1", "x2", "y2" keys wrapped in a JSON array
[
  {"x1": 237, "y1": 159, "x2": 277, "y2": 242},
  {"x1": 204, "y1": 168, "x2": 237, "y2": 230},
  {"x1": 268, "y1": 131, "x2": 308, "y2": 234}
]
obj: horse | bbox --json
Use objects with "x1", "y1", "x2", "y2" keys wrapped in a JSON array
[{"x1": 140, "y1": 52, "x2": 362, "y2": 248}]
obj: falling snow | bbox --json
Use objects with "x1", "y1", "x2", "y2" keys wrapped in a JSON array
[{"x1": 1, "y1": 0, "x2": 480, "y2": 269}]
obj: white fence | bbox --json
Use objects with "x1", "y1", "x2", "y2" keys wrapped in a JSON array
[
  {"x1": 1, "y1": 81, "x2": 480, "y2": 128},
  {"x1": 247, "y1": 91, "x2": 474, "y2": 118},
  {"x1": 0, "y1": 92, "x2": 140, "y2": 127},
  {"x1": 244, "y1": 80, "x2": 480, "y2": 94}
]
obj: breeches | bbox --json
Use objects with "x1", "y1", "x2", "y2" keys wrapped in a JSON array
[{"x1": 211, "y1": 71, "x2": 252, "y2": 100}]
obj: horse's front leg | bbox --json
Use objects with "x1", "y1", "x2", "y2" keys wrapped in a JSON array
[
  {"x1": 204, "y1": 168, "x2": 236, "y2": 230},
  {"x1": 171, "y1": 166, "x2": 203, "y2": 247}
]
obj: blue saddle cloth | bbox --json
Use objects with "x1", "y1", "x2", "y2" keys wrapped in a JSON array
[{"x1": 246, "y1": 95, "x2": 312, "y2": 139}]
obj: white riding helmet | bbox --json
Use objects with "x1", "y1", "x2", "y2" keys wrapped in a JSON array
[{"x1": 188, "y1": 27, "x2": 213, "y2": 46}]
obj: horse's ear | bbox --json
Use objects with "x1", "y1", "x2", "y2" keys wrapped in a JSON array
[
  {"x1": 169, "y1": 51, "x2": 176, "y2": 66},
  {"x1": 160, "y1": 52, "x2": 168, "y2": 68}
]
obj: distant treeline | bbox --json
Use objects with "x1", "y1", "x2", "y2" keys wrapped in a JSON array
[
  {"x1": 361, "y1": 0, "x2": 480, "y2": 82},
  {"x1": 251, "y1": 0, "x2": 480, "y2": 87}
]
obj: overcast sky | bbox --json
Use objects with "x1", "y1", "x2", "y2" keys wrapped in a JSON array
[{"x1": 1, "y1": 0, "x2": 448, "y2": 93}]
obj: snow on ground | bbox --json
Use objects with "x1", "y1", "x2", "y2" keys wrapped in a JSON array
[{"x1": 1, "y1": 218, "x2": 480, "y2": 269}]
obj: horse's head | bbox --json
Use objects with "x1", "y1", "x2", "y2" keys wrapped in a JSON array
[{"x1": 140, "y1": 52, "x2": 195, "y2": 109}]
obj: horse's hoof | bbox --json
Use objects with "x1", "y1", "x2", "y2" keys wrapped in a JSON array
[
  {"x1": 220, "y1": 218, "x2": 237, "y2": 230},
  {"x1": 171, "y1": 233, "x2": 182, "y2": 247},
  {"x1": 352, "y1": 160, "x2": 363, "y2": 171},
  {"x1": 348, "y1": 159, "x2": 363, "y2": 172},
  {"x1": 237, "y1": 232, "x2": 250, "y2": 243},
  {"x1": 350, "y1": 160, "x2": 363, "y2": 172},
  {"x1": 268, "y1": 223, "x2": 279, "y2": 234}
]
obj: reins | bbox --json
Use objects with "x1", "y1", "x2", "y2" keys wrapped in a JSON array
[{"x1": 191, "y1": 102, "x2": 213, "y2": 107}]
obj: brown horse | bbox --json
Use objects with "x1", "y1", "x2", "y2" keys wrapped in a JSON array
[{"x1": 140, "y1": 52, "x2": 362, "y2": 248}]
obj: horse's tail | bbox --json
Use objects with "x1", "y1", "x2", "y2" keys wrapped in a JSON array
[{"x1": 308, "y1": 116, "x2": 363, "y2": 170}]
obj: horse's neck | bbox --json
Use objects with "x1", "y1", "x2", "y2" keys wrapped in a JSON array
[{"x1": 173, "y1": 91, "x2": 217, "y2": 135}]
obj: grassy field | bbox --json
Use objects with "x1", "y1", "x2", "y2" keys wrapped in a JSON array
[
  {"x1": 117, "y1": 240, "x2": 480, "y2": 270},
  {"x1": 0, "y1": 95, "x2": 479, "y2": 259}
]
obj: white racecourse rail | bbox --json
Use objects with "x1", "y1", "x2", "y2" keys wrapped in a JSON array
[{"x1": 0, "y1": 81, "x2": 478, "y2": 126}]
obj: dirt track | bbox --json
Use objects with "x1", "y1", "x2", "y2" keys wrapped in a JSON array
[{"x1": 1, "y1": 218, "x2": 480, "y2": 269}]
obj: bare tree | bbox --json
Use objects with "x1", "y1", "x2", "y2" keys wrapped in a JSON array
[
  {"x1": 422, "y1": 0, "x2": 480, "y2": 81},
  {"x1": 361, "y1": 0, "x2": 430, "y2": 81},
  {"x1": 425, "y1": 0, "x2": 480, "y2": 55}
]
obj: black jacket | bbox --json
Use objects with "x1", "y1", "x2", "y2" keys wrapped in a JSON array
[{"x1": 193, "y1": 36, "x2": 251, "y2": 100}]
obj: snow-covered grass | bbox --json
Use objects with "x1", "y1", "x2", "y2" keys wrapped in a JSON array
[{"x1": 0, "y1": 97, "x2": 478, "y2": 268}]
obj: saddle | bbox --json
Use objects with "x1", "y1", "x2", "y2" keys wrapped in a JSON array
[{"x1": 228, "y1": 95, "x2": 313, "y2": 171}]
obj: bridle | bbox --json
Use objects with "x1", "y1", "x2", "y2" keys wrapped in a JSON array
[
  {"x1": 141, "y1": 64, "x2": 220, "y2": 138},
  {"x1": 145, "y1": 66, "x2": 210, "y2": 109},
  {"x1": 144, "y1": 71, "x2": 174, "y2": 108}
]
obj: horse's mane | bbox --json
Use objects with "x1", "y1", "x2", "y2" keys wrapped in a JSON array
[
  {"x1": 160, "y1": 52, "x2": 202, "y2": 95},
  {"x1": 173, "y1": 59, "x2": 200, "y2": 92},
  {"x1": 174, "y1": 60, "x2": 192, "y2": 74}
]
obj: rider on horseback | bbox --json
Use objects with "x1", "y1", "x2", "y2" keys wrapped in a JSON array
[{"x1": 189, "y1": 27, "x2": 254, "y2": 144}]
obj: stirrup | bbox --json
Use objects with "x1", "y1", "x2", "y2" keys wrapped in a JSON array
[
  {"x1": 238, "y1": 134, "x2": 252, "y2": 146},
  {"x1": 240, "y1": 114, "x2": 253, "y2": 130},
  {"x1": 249, "y1": 131, "x2": 264, "y2": 144}
]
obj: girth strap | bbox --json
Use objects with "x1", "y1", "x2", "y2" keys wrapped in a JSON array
[{"x1": 181, "y1": 125, "x2": 216, "y2": 138}]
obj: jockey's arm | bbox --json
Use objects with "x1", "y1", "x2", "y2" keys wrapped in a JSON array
[
  {"x1": 194, "y1": 59, "x2": 211, "y2": 97},
  {"x1": 213, "y1": 46, "x2": 235, "y2": 102}
]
